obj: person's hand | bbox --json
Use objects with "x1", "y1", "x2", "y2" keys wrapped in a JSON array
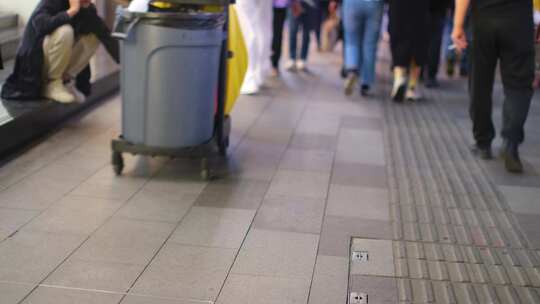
[
  {"x1": 67, "y1": 0, "x2": 81, "y2": 17},
  {"x1": 452, "y1": 26, "x2": 468, "y2": 52},
  {"x1": 328, "y1": 1, "x2": 338, "y2": 14}
]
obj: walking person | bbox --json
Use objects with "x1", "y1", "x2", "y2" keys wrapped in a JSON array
[
  {"x1": 388, "y1": 0, "x2": 430, "y2": 102},
  {"x1": 452, "y1": 0, "x2": 535, "y2": 173},
  {"x1": 271, "y1": 0, "x2": 291, "y2": 76},
  {"x1": 287, "y1": 0, "x2": 318, "y2": 71},
  {"x1": 342, "y1": 0, "x2": 384, "y2": 97},
  {"x1": 424, "y1": 0, "x2": 452, "y2": 88}
]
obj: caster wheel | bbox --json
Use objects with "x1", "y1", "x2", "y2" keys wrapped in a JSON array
[
  {"x1": 112, "y1": 152, "x2": 124, "y2": 176},
  {"x1": 219, "y1": 136, "x2": 229, "y2": 156}
]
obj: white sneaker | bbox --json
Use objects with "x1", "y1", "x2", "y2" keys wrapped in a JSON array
[
  {"x1": 297, "y1": 60, "x2": 306, "y2": 71},
  {"x1": 44, "y1": 80, "x2": 76, "y2": 104},
  {"x1": 405, "y1": 87, "x2": 422, "y2": 101},
  {"x1": 285, "y1": 60, "x2": 297, "y2": 71},
  {"x1": 65, "y1": 82, "x2": 86, "y2": 103}
]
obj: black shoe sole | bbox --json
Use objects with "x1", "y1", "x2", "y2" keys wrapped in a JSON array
[{"x1": 392, "y1": 84, "x2": 406, "y2": 103}]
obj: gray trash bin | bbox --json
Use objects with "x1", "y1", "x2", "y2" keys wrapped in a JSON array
[{"x1": 113, "y1": 9, "x2": 225, "y2": 148}]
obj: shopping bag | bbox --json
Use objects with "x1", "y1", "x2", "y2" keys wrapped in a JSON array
[
  {"x1": 224, "y1": 6, "x2": 248, "y2": 114},
  {"x1": 203, "y1": 5, "x2": 248, "y2": 114}
]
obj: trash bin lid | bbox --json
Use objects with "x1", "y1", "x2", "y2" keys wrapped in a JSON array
[
  {"x1": 119, "y1": 9, "x2": 225, "y2": 29},
  {"x1": 154, "y1": 0, "x2": 230, "y2": 5}
]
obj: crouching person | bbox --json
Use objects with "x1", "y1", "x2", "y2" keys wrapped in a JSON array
[{"x1": 1, "y1": 0, "x2": 119, "y2": 103}]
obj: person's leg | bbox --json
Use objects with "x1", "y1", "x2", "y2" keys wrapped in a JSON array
[
  {"x1": 343, "y1": 0, "x2": 362, "y2": 95},
  {"x1": 360, "y1": 1, "x2": 384, "y2": 90},
  {"x1": 469, "y1": 17, "x2": 498, "y2": 154},
  {"x1": 289, "y1": 12, "x2": 300, "y2": 62},
  {"x1": 445, "y1": 12, "x2": 457, "y2": 77},
  {"x1": 65, "y1": 34, "x2": 100, "y2": 79},
  {"x1": 426, "y1": 11, "x2": 446, "y2": 85},
  {"x1": 299, "y1": 4, "x2": 313, "y2": 63},
  {"x1": 271, "y1": 7, "x2": 287, "y2": 71},
  {"x1": 498, "y1": 13, "x2": 535, "y2": 172},
  {"x1": 42, "y1": 25, "x2": 76, "y2": 103}
]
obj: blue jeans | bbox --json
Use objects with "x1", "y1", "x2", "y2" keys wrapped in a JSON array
[
  {"x1": 289, "y1": 3, "x2": 316, "y2": 60},
  {"x1": 343, "y1": 0, "x2": 384, "y2": 86}
]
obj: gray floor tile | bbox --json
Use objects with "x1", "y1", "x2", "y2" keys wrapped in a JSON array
[
  {"x1": 253, "y1": 195, "x2": 326, "y2": 234},
  {"x1": 44, "y1": 258, "x2": 143, "y2": 293},
  {"x1": 326, "y1": 185, "x2": 389, "y2": 221},
  {"x1": 117, "y1": 191, "x2": 197, "y2": 223},
  {"x1": 0, "y1": 282, "x2": 34, "y2": 304},
  {"x1": 246, "y1": 125, "x2": 294, "y2": 145},
  {"x1": 350, "y1": 238, "x2": 394, "y2": 277},
  {"x1": 336, "y1": 129, "x2": 385, "y2": 165},
  {"x1": 170, "y1": 207, "x2": 255, "y2": 249},
  {"x1": 515, "y1": 213, "x2": 540, "y2": 249},
  {"x1": 23, "y1": 196, "x2": 123, "y2": 236},
  {"x1": 341, "y1": 116, "x2": 383, "y2": 131},
  {"x1": 318, "y1": 216, "x2": 392, "y2": 257},
  {"x1": 0, "y1": 231, "x2": 84, "y2": 283},
  {"x1": 499, "y1": 186, "x2": 540, "y2": 215},
  {"x1": 141, "y1": 178, "x2": 208, "y2": 199},
  {"x1": 72, "y1": 218, "x2": 175, "y2": 265},
  {"x1": 195, "y1": 179, "x2": 269, "y2": 210},
  {"x1": 289, "y1": 133, "x2": 337, "y2": 152},
  {"x1": 231, "y1": 229, "x2": 319, "y2": 278},
  {"x1": 279, "y1": 149, "x2": 334, "y2": 173},
  {"x1": 331, "y1": 162, "x2": 387, "y2": 188},
  {"x1": 0, "y1": 208, "x2": 39, "y2": 241},
  {"x1": 22, "y1": 286, "x2": 123, "y2": 304},
  {"x1": 267, "y1": 170, "x2": 330, "y2": 200},
  {"x1": 71, "y1": 165, "x2": 150, "y2": 202},
  {"x1": 216, "y1": 274, "x2": 311, "y2": 304},
  {"x1": 0, "y1": 176, "x2": 76, "y2": 210},
  {"x1": 130, "y1": 243, "x2": 236, "y2": 301},
  {"x1": 121, "y1": 295, "x2": 207, "y2": 304},
  {"x1": 296, "y1": 113, "x2": 341, "y2": 136},
  {"x1": 308, "y1": 256, "x2": 349, "y2": 304},
  {"x1": 349, "y1": 275, "x2": 398, "y2": 304}
]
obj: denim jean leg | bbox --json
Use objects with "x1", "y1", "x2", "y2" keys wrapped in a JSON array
[
  {"x1": 289, "y1": 14, "x2": 300, "y2": 60},
  {"x1": 343, "y1": 0, "x2": 362, "y2": 73},
  {"x1": 300, "y1": 7, "x2": 313, "y2": 60},
  {"x1": 361, "y1": 2, "x2": 383, "y2": 86}
]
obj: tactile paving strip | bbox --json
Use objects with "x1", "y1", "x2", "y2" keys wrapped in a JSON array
[{"x1": 383, "y1": 85, "x2": 540, "y2": 303}]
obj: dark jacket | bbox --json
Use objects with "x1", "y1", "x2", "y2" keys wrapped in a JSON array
[
  {"x1": 1, "y1": 0, "x2": 119, "y2": 100},
  {"x1": 430, "y1": 0, "x2": 451, "y2": 14}
]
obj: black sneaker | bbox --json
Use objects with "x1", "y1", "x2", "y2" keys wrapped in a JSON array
[
  {"x1": 391, "y1": 79, "x2": 407, "y2": 102},
  {"x1": 471, "y1": 144, "x2": 493, "y2": 160},
  {"x1": 502, "y1": 141, "x2": 524, "y2": 173},
  {"x1": 360, "y1": 85, "x2": 370, "y2": 97}
]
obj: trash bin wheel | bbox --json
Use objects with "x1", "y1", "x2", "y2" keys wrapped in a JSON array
[
  {"x1": 112, "y1": 152, "x2": 124, "y2": 176},
  {"x1": 219, "y1": 136, "x2": 229, "y2": 156}
]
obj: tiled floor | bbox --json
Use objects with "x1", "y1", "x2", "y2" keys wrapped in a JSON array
[{"x1": 1, "y1": 41, "x2": 540, "y2": 304}]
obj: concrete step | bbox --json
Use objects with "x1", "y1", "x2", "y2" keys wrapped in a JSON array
[
  {"x1": 0, "y1": 13, "x2": 18, "y2": 32},
  {"x1": 0, "y1": 27, "x2": 22, "y2": 62}
]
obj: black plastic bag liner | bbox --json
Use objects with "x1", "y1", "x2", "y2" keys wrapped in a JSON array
[{"x1": 114, "y1": 8, "x2": 225, "y2": 33}]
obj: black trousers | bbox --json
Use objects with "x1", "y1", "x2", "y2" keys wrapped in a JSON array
[
  {"x1": 425, "y1": 10, "x2": 447, "y2": 80},
  {"x1": 271, "y1": 7, "x2": 288, "y2": 69},
  {"x1": 470, "y1": 11, "x2": 535, "y2": 146}
]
